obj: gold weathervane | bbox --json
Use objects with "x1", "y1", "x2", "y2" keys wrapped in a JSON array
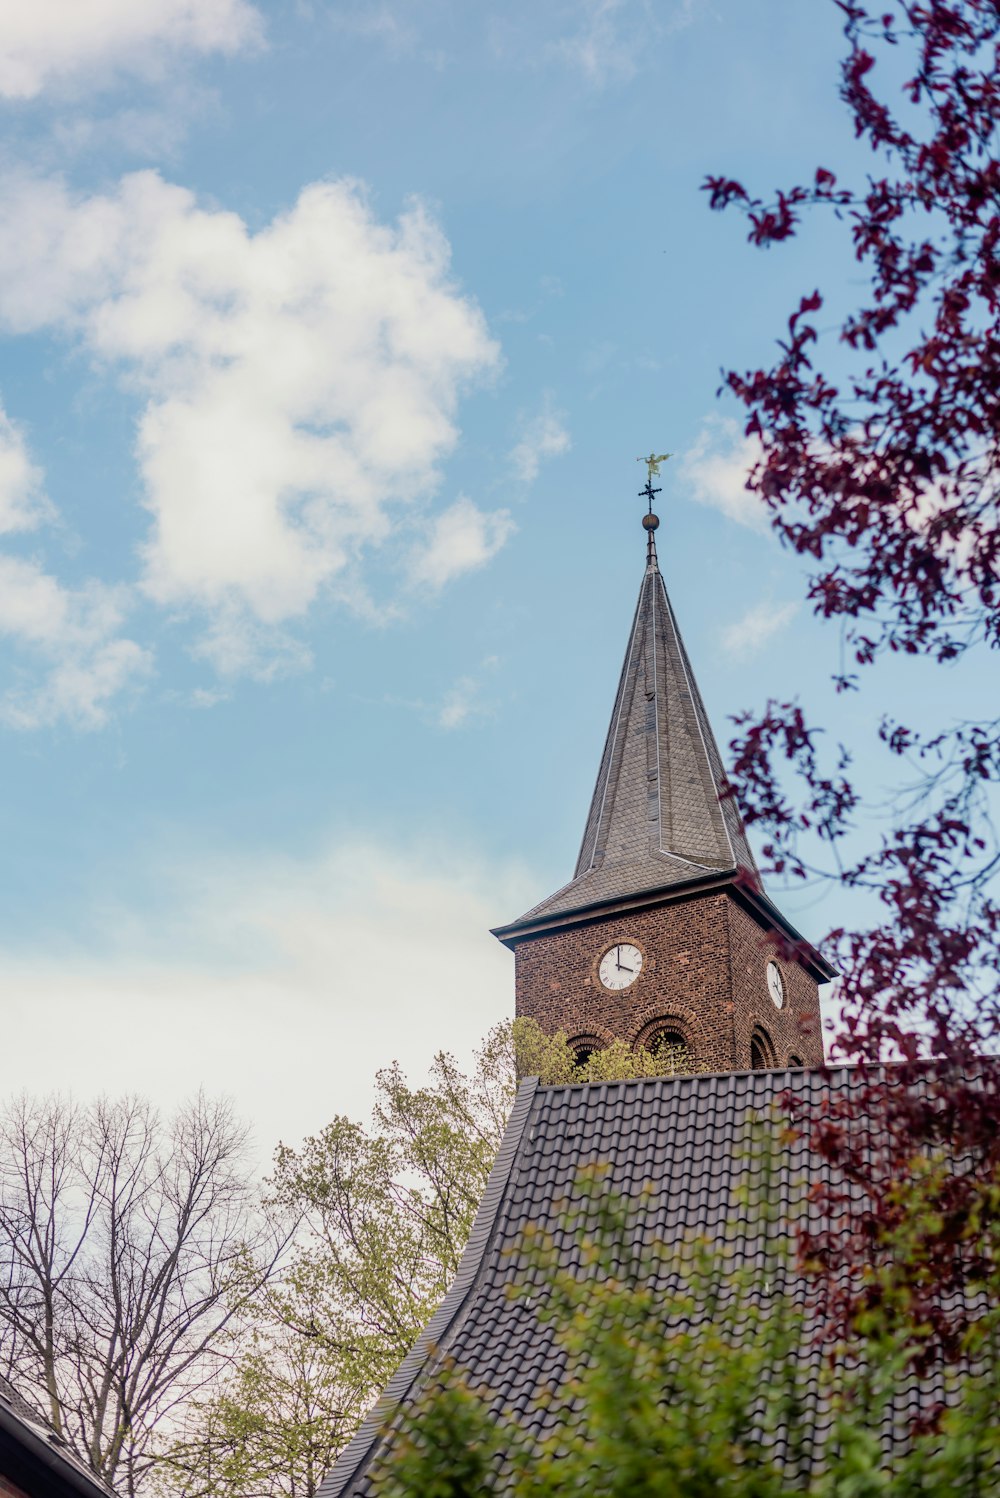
[
  {"x1": 637, "y1": 451, "x2": 672, "y2": 483},
  {"x1": 636, "y1": 452, "x2": 670, "y2": 547}
]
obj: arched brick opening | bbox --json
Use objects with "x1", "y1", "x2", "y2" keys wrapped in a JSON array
[
  {"x1": 750, "y1": 1025, "x2": 777, "y2": 1072},
  {"x1": 568, "y1": 1034, "x2": 603, "y2": 1069},
  {"x1": 636, "y1": 1017, "x2": 693, "y2": 1075}
]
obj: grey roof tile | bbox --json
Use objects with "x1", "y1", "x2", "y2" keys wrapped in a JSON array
[{"x1": 322, "y1": 1068, "x2": 980, "y2": 1496}]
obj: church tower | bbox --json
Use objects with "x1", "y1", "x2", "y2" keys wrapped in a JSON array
[{"x1": 492, "y1": 488, "x2": 834, "y2": 1073}]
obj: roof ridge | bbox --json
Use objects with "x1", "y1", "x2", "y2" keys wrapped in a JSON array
[{"x1": 529, "y1": 1062, "x2": 858, "y2": 1093}]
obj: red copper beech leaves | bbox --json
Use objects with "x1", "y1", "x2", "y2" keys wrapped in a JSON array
[{"x1": 707, "y1": 0, "x2": 1000, "y2": 1391}]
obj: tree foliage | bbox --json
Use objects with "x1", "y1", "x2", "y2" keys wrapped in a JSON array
[
  {"x1": 163, "y1": 1020, "x2": 697, "y2": 1496},
  {"x1": 264, "y1": 1027, "x2": 515, "y2": 1409},
  {"x1": 253, "y1": 1020, "x2": 691, "y2": 1403},
  {"x1": 372, "y1": 1156, "x2": 1000, "y2": 1496},
  {"x1": 156, "y1": 1315, "x2": 364, "y2": 1498},
  {"x1": 705, "y1": 0, "x2": 1000, "y2": 1370},
  {"x1": 514, "y1": 1016, "x2": 702, "y2": 1084}
]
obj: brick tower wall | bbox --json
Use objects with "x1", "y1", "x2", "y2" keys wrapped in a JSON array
[{"x1": 513, "y1": 891, "x2": 823, "y2": 1073}]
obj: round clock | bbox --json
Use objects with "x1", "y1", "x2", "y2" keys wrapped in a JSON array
[
  {"x1": 766, "y1": 961, "x2": 785, "y2": 1010},
  {"x1": 599, "y1": 942, "x2": 642, "y2": 991}
]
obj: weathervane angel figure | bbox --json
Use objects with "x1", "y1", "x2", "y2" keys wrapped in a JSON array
[{"x1": 638, "y1": 451, "x2": 672, "y2": 482}]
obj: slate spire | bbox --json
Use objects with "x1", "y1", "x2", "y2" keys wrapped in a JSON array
[{"x1": 518, "y1": 490, "x2": 761, "y2": 924}]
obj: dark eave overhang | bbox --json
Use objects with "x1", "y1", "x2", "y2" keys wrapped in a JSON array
[
  {"x1": 491, "y1": 870, "x2": 837, "y2": 984},
  {"x1": 0, "y1": 1405, "x2": 115, "y2": 1498}
]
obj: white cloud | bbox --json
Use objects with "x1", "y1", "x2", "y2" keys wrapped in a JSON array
[
  {"x1": 0, "y1": 172, "x2": 505, "y2": 673},
  {"x1": 677, "y1": 415, "x2": 769, "y2": 532},
  {"x1": 408, "y1": 496, "x2": 515, "y2": 591},
  {"x1": 549, "y1": 0, "x2": 696, "y2": 88},
  {"x1": 556, "y1": 0, "x2": 643, "y2": 86},
  {"x1": 0, "y1": 0, "x2": 263, "y2": 100},
  {"x1": 509, "y1": 401, "x2": 571, "y2": 484},
  {"x1": 0, "y1": 554, "x2": 150, "y2": 729},
  {"x1": 437, "y1": 656, "x2": 499, "y2": 730},
  {"x1": 0, "y1": 408, "x2": 49, "y2": 534},
  {"x1": 0, "y1": 402, "x2": 150, "y2": 729},
  {"x1": 0, "y1": 837, "x2": 535, "y2": 1154},
  {"x1": 189, "y1": 685, "x2": 230, "y2": 709},
  {"x1": 720, "y1": 599, "x2": 799, "y2": 660},
  {"x1": 325, "y1": 0, "x2": 449, "y2": 67},
  {"x1": 49, "y1": 85, "x2": 208, "y2": 165},
  {"x1": 191, "y1": 608, "x2": 314, "y2": 682},
  {"x1": 376, "y1": 655, "x2": 501, "y2": 729},
  {"x1": 438, "y1": 682, "x2": 477, "y2": 729}
]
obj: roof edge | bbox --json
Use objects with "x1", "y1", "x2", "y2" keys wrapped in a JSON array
[
  {"x1": 318, "y1": 1076, "x2": 541, "y2": 1498},
  {"x1": 0, "y1": 1401, "x2": 116, "y2": 1498},
  {"x1": 492, "y1": 871, "x2": 836, "y2": 983},
  {"x1": 491, "y1": 868, "x2": 737, "y2": 944},
  {"x1": 738, "y1": 882, "x2": 838, "y2": 983},
  {"x1": 531, "y1": 1060, "x2": 853, "y2": 1094}
]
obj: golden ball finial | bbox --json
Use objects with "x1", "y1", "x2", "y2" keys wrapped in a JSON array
[{"x1": 642, "y1": 512, "x2": 660, "y2": 531}]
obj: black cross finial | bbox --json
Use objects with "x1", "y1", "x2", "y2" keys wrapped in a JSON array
[{"x1": 636, "y1": 452, "x2": 671, "y2": 563}]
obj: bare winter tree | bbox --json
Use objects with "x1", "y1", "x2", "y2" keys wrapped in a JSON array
[{"x1": 0, "y1": 1092, "x2": 285, "y2": 1498}]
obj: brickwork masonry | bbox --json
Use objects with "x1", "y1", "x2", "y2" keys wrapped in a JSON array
[{"x1": 513, "y1": 890, "x2": 824, "y2": 1072}]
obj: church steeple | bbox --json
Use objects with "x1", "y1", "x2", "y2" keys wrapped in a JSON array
[
  {"x1": 578, "y1": 536, "x2": 761, "y2": 884},
  {"x1": 493, "y1": 468, "x2": 833, "y2": 1075},
  {"x1": 533, "y1": 515, "x2": 760, "y2": 925}
]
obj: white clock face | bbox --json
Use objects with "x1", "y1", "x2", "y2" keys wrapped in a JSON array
[
  {"x1": 766, "y1": 961, "x2": 785, "y2": 1010},
  {"x1": 599, "y1": 942, "x2": 642, "y2": 991}
]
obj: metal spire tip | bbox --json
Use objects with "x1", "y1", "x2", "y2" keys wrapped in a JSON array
[{"x1": 636, "y1": 451, "x2": 671, "y2": 561}]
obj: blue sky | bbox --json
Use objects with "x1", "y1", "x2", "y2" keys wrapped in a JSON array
[{"x1": 0, "y1": 0, "x2": 966, "y2": 1153}]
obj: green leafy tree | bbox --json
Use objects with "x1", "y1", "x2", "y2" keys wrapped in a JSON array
[
  {"x1": 264, "y1": 1019, "x2": 698, "y2": 1404},
  {"x1": 369, "y1": 1374, "x2": 507, "y2": 1498},
  {"x1": 169, "y1": 1020, "x2": 697, "y2": 1497},
  {"x1": 514, "y1": 1016, "x2": 701, "y2": 1085},
  {"x1": 157, "y1": 1314, "x2": 365, "y2": 1498},
  {"x1": 265, "y1": 1027, "x2": 516, "y2": 1405}
]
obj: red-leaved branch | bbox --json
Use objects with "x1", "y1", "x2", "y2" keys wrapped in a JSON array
[{"x1": 708, "y1": 0, "x2": 999, "y2": 1381}]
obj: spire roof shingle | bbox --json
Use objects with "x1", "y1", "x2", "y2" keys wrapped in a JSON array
[{"x1": 511, "y1": 534, "x2": 760, "y2": 927}]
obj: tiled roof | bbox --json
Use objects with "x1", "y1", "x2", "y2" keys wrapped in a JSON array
[
  {"x1": 0, "y1": 1376, "x2": 118, "y2": 1498},
  {"x1": 322, "y1": 1067, "x2": 974, "y2": 1496},
  {"x1": 505, "y1": 542, "x2": 761, "y2": 930},
  {"x1": 0, "y1": 1377, "x2": 42, "y2": 1428}
]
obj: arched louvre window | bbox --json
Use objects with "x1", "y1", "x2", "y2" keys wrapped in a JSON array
[{"x1": 750, "y1": 1027, "x2": 775, "y2": 1072}]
